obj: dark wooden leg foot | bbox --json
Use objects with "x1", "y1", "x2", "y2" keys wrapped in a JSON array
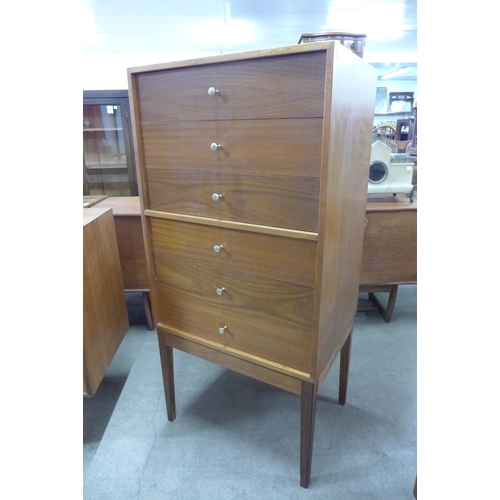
[
  {"x1": 143, "y1": 291, "x2": 155, "y2": 331},
  {"x1": 300, "y1": 381, "x2": 317, "y2": 488},
  {"x1": 368, "y1": 284, "x2": 399, "y2": 322},
  {"x1": 382, "y1": 285, "x2": 398, "y2": 323},
  {"x1": 339, "y1": 330, "x2": 353, "y2": 406},
  {"x1": 158, "y1": 335, "x2": 176, "y2": 421}
]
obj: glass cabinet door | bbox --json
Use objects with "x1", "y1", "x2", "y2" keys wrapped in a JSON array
[{"x1": 83, "y1": 91, "x2": 137, "y2": 196}]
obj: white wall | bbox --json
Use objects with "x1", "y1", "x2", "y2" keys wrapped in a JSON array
[
  {"x1": 82, "y1": 52, "x2": 219, "y2": 90},
  {"x1": 83, "y1": 52, "x2": 417, "y2": 99}
]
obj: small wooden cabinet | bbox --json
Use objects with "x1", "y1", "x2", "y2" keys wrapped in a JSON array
[
  {"x1": 94, "y1": 196, "x2": 154, "y2": 330},
  {"x1": 128, "y1": 42, "x2": 377, "y2": 487},
  {"x1": 83, "y1": 207, "x2": 129, "y2": 397}
]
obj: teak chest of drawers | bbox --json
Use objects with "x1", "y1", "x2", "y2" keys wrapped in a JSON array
[{"x1": 128, "y1": 41, "x2": 376, "y2": 487}]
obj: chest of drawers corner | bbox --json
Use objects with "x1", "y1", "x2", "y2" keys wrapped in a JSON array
[{"x1": 128, "y1": 41, "x2": 377, "y2": 488}]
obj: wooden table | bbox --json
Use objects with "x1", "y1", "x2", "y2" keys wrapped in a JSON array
[
  {"x1": 94, "y1": 197, "x2": 154, "y2": 330},
  {"x1": 83, "y1": 207, "x2": 129, "y2": 396},
  {"x1": 359, "y1": 192, "x2": 417, "y2": 321},
  {"x1": 83, "y1": 195, "x2": 108, "y2": 208}
]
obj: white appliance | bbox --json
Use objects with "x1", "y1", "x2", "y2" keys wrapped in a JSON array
[{"x1": 368, "y1": 139, "x2": 415, "y2": 202}]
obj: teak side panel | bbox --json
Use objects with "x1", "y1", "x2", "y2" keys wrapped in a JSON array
[
  {"x1": 83, "y1": 208, "x2": 129, "y2": 397},
  {"x1": 140, "y1": 118, "x2": 323, "y2": 178},
  {"x1": 313, "y1": 44, "x2": 377, "y2": 381},
  {"x1": 135, "y1": 52, "x2": 327, "y2": 122},
  {"x1": 149, "y1": 217, "x2": 317, "y2": 288},
  {"x1": 146, "y1": 170, "x2": 320, "y2": 232}
]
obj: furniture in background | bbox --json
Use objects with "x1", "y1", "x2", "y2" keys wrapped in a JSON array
[
  {"x1": 407, "y1": 106, "x2": 417, "y2": 156},
  {"x1": 358, "y1": 193, "x2": 417, "y2": 322},
  {"x1": 297, "y1": 31, "x2": 366, "y2": 58},
  {"x1": 83, "y1": 195, "x2": 108, "y2": 208},
  {"x1": 373, "y1": 124, "x2": 396, "y2": 139},
  {"x1": 83, "y1": 207, "x2": 129, "y2": 397},
  {"x1": 395, "y1": 118, "x2": 414, "y2": 141},
  {"x1": 389, "y1": 92, "x2": 414, "y2": 113},
  {"x1": 128, "y1": 41, "x2": 377, "y2": 488},
  {"x1": 83, "y1": 90, "x2": 138, "y2": 197},
  {"x1": 94, "y1": 196, "x2": 154, "y2": 330}
]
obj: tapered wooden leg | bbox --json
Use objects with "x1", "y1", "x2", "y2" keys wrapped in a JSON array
[
  {"x1": 339, "y1": 330, "x2": 353, "y2": 406},
  {"x1": 300, "y1": 381, "x2": 318, "y2": 488},
  {"x1": 157, "y1": 336, "x2": 176, "y2": 421},
  {"x1": 143, "y1": 291, "x2": 155, "y2": 331}
]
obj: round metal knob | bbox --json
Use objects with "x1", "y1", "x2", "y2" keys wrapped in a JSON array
[
  {"x1": 208, "y1": 87, "x2": 218, "y2": 96},
  {"x1": 219, "y1": 325, "x2": 227, "y2": 334},
  {"x1": 214, "y1": 245, "x2": 224, "y2": 253},
  {"x1": 350, "y1": 42, "x2": 357, "y2": 50},
  {"x1": 216, "y1": 287, "x2": 225, "y2": 296},
  {"x1": 212, "y1": 193, "x2": 223, "y2": 201},
  {"x1": 210, "y1": 142, "x2": 221, "y2": 151}
]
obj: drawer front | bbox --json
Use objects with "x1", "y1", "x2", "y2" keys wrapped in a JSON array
[
  {"x1": 141, "y1": 118, "x2": 323, "y2": 177},
  {"x1": 154, "y1": 256, "x2": 314, "y2": 373},
  {"x1": 149, "y1": 217, "x2": 317, "y2": 288},
  {"x1": 147, "y1": 170, "x2": 320, "y2": 232},
  {"x1": 136, "y1": 52, "x2": 326, "y2": 122}
]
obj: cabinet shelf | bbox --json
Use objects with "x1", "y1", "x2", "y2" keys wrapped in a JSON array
[
  {"x1": 375, "y1": 112, "x2": 414, "y2": 117},
  {"x1": 85, "y1": 164, "x2": 128, "y2": 170},
  {"x1": 84, "y1": 127, "x2": 123, "y2": 132}
]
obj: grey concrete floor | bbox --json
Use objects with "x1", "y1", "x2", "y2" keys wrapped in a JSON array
[{"x1": 83, "y1": 285, "x2": 416, "y2": 499}]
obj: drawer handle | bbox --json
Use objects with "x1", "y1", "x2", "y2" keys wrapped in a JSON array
[
  {"x1": 210, "y1": 142, "x2": 221, "y2": 151},
  {"x1": 212, "y1": 193, "x2": 223, "y2": 201},
  {"x1": 219, "y1": 325, "x2": 227, "y2": 334},
  {"x1": 216, "y1": 287, "x2": 225, "y2": 296},
  {"x1": 214, "y1": 245, "x2": 224, "y2": 253},
  {"x1": 208, "y1": 87, "x2": 219, "y2": 96}
]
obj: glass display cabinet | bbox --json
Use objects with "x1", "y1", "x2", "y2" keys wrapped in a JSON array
[{"x1": 83, "y1": 90, "x2": 138, "y2": 196}]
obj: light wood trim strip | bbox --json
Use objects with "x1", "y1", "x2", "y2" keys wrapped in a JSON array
[
  {"x1": 157, "y1": 322, "x2": 313, "y2": 383},
  {"x1": 160, "y1": 329, "x2": 302, "y2": 395},
  {"x1": 144, "y1": 209, "x2": 318, "y2": 241}
]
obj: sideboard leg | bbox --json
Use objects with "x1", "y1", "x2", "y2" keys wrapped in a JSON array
[
  {"x1": 339, "y1": 330, "x2": 353, "y2": 406},
  {"x1": 158, "y1": 336, "x2": 176, "y2": 422},
  {"x1": 300, "y1": 381, "x2": 318, "y2": 488},
  {"x1": 143, "y1": 291, "x2": 155, "y2": 331},
  {"x1": 382, "y1": 285, "x2": 399, "y2": 322},
  {"x1": 368, "y1": 284, "x2": 399, "y2": 322}
]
